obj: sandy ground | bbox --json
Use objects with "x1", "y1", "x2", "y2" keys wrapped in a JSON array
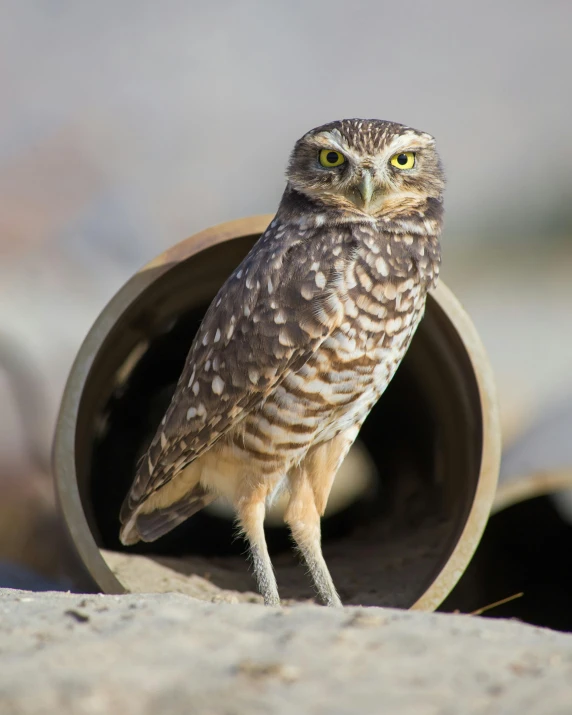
[{"x1": 0, "y1": 588, "x2": 571, "y2": 715}]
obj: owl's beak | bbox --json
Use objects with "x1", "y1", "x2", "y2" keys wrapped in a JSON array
[{"x1": 357, "y1": 170, "x2": 375, "y2": 208}]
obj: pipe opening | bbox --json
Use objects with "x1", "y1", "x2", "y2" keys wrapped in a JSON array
[
  {"x1": 71, "y1": 233, "x2": 485, "y2": 606},
  {"x1": 440, "y1": 493, "x2": 572, "y2": 632}
]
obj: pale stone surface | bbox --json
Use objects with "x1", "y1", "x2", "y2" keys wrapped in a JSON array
[{"x1": 0, "y1": 588, "x2": 571, "y2": 714}]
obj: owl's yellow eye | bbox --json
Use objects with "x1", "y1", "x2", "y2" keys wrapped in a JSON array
[
  {"x1": 319, "y1": 149, "x2": 345, "y2": 167},
  {"x1": 390, "y1": 151, "x2": 416, "y2": 170}
]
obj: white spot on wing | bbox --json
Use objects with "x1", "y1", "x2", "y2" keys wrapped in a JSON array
[
  {"x1": 385, "y1": 317, "x2": 403, "y2": 335},
  {"x1": 214, "y1": 329, "x2": 221, "y2": 343},
  {"x1": 315, "y1": 272, "x2": 326, "y2": 288},
  {"x1": 278, "y1": 329, "x2": 295, "y2": 347},
  {"x1": 187, "y1": 407, "x2": 197, "y2": 420},
  {"x1": 375, "y1": 257, "x2": 389, "y2": 277},
  {"x1": 212, "y1": 376, "x2": 225, "y2": 394},
  {"x1": 384, "y1": 284, "x2": 398, "y2": 300}
]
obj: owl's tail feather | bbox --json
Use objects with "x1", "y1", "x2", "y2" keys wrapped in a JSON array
[{"x1": 119, "y1": 484, "x2": 216, "y2": 545}]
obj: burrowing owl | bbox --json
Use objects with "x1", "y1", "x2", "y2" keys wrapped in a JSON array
[{"x1": 120, "y1": 119, "x2": 444, "y2": 607}]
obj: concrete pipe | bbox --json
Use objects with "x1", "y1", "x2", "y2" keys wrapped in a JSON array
[
  {"x1": 53, "y1": 215, "x2": 500, "y2": 609},
  {"x1": 440, "y1": 397, "x2": 572, "y2": 630}
]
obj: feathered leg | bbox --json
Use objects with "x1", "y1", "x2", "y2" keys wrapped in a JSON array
[
  {"x1": 235, "y1": 483, "x2": 280, "y2": 606},
  {"x1": 285, "y1": 430, "x2": 358, "y2": 607},
  {"x1": 285, "y1": 467, "x2": 342, "y2": 607}
]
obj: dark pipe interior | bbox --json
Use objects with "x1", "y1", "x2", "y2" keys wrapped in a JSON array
[
  {"x1": 74, "y1": 234, "x2": 483, "y2": 606},
  {"x1": 439, "y1": 495, "x2": 572, "y2": 632}
]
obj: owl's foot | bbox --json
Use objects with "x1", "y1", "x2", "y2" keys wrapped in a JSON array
[
  {"x1": 262, "y1": 590, "x2": 281, "y2": 608},
  {"x1": 249, "y1": 544, "x2": 280, "y2": 607},
  {"x1": 296, "y1": 539, "x2": 343, "y2": 607}
]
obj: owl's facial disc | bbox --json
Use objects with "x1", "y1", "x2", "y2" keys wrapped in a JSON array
[{"x1": 286, "y1": 119, "x2": 444, "y2": 218}]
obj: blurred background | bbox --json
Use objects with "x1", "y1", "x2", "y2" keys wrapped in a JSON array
[{"x1": 1, "y1": 1, "x2": 571, "y2": 621}]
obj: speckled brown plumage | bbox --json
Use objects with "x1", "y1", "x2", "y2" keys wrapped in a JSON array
[{"x1": 120, "y1": 118, "x2": 445, "y2": 607}]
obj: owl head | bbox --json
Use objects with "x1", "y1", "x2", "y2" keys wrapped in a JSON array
[{"x1": 286, "y1": 118, "x2": 445, "y2": 217}]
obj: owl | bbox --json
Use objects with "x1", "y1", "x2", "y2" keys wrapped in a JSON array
[{"x1": 119, "y1": 118, "x2": 445, "y2": 607}]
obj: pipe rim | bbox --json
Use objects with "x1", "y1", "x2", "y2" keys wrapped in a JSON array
[
  {"x1": 53, "y1": 214, "x2": 501, "y2": 606},
  {"x1": 492, "y1": 470, "x2": 572, "y2": 515},
  {"x1": 411, "y1": 281, "x2": 501, "y2": 610}
]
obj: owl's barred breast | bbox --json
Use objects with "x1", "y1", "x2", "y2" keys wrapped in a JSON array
[{"x1": 228, "y1": 222, "x2": 439, "y2": 472}]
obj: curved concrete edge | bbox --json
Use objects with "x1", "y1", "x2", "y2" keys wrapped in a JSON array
[
  {"x1": 411, "y1": 283, "x2": 501, "y2": 611},
  {"x1": 493, "y1": 470, "x2": 572, "y2": 514}
]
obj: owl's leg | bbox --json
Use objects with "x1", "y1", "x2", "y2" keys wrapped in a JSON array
[
  {"x1": 235, "y1": 484, "x2": 280, "y2": 607},
  {"x1": 285, "y1": 468, "x2": 342, "y2": 607},
  {"x1": 286, "y1": 430, "x2": 359, "y2": 607}
]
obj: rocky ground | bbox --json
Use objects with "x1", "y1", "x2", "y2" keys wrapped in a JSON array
[{"x1": 0, "y1": 588, "x2": 571, "y2": 714}]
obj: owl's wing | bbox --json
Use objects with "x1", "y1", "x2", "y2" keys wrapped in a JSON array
[{"x1": 120, "y1": 220, "x2": 349, "y2": 519}]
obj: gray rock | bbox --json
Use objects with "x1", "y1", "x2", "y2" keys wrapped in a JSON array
[{"x1": 0, "y1": 588, "x2": 571, "y2": 714}]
